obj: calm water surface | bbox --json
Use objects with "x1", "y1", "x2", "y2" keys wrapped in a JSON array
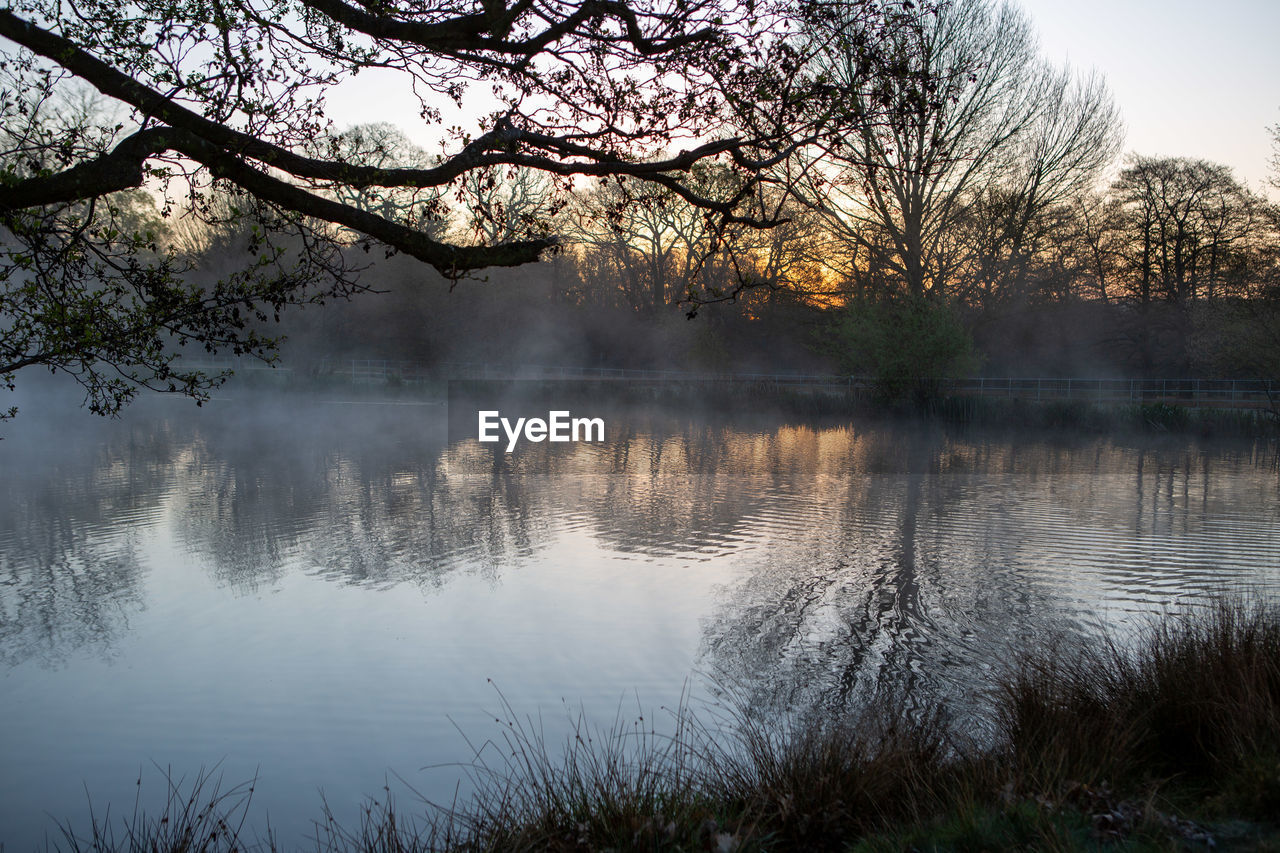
[{"x1": 2, "y1": 391, "x2": 1279, "y2": 848}]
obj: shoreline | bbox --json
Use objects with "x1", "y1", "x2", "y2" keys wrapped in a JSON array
[{"x1": 32, "y1": 601, "x2": 1280, "y2": 852}]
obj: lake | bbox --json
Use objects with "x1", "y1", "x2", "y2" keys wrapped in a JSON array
[{"x1": 2, "y1": 390, "x2": 1279, "y2": 849}]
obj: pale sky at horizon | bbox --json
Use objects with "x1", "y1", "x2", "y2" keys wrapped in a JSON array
[
  {"x1": 324, "y1": 0, "x2": 1280, "y2": 196},
  {"x1": 1016, "y1": 0, "x2": 1279, "y2": 194}
]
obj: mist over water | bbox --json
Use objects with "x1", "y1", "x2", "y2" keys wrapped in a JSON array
[{"x1": 2, "y1": 390, "x2": 1279, "y2": 848}]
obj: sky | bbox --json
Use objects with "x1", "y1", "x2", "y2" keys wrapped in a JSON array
[
  {"x1": 324, "y1": 0, "x2": 1280, "y2": 196},
  {"x1": 1016, "y1": 0, "x2": 1279, "y2": 194}
]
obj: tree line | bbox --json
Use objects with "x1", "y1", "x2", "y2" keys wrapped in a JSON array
[{"x1": 1, "y1": 0, "x2": 1278, "y2": 414}]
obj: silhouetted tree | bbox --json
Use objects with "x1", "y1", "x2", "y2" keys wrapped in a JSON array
[
  {"x1": 1269, "y1": 117, "x2": 1280, "y2": 193},
  {"x1": 1107, "y1": 156, "x2": 1276, "y2": 373},
  {"x1": 2, "y1": 0, "x2": 893, "y2": 415},
  {"x1": 1112, "y1": 157, "x2": 1263, "y2": 306},
  {"x1": 798, "y1": 0, "x2": 1120, "y2": 301}
]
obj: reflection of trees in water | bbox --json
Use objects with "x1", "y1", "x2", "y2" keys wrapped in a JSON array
[
  {"x1": 149, "y1": 409, "x2": 853, "y2": 597},
  {"x1": 0, "y1": 534, "x2": 144, "y2": 667},
  {"x1": 167, "y1": 405, "x2": 526, "y2": 591},
  {"x1": 697, "y1": 432, "x2": 1274, "y2": 719},
  {"x1": 153, "y1": 413, "x2": 1269, "y2": 718},
  {"x1": 700, "y1": 428, "x2": 974, "y2": 716},
  {"x1": 5, "y1": 399, "x2": 1275, "y2": 693},
  {"x1": 0, "y1": 420, "x2": 174, "y2": 665},
  {"x1": 571, "y1": 418, "x2": 865, "y2": 556},
  {"x1": 3, "y1": 406, "x2": 865, "y2": 659},
  {"x1": 0, "y1": 402, "x2": 540, "y2": 664}
]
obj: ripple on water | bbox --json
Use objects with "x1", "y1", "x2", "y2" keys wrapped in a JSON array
[{"x1": 2, "y1": 406, "x2": 1280, "y2": 850}]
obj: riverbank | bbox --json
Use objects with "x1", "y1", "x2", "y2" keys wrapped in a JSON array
[
  {"x1": 192, "y1": 358, "x2": 1280, "y2": 440},
  {"x1": 204, "y1": 366, "x2": 1279, "y2": 442},
  {"x1": 45, "y1": 601, "x2": 1280, "y2": 852}
]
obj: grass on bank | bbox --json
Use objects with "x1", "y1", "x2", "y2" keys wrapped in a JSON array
[{"x1": 47, "y1": 601, "x2": 1280, "y2": 852}]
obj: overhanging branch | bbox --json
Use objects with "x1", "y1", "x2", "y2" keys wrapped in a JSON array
[
  {"x1": 0, "y1": 11, "x2": 762, "y2": 194},
  {"x1": 0, "y1": 125, "x2": 552, "y2": 272}
]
